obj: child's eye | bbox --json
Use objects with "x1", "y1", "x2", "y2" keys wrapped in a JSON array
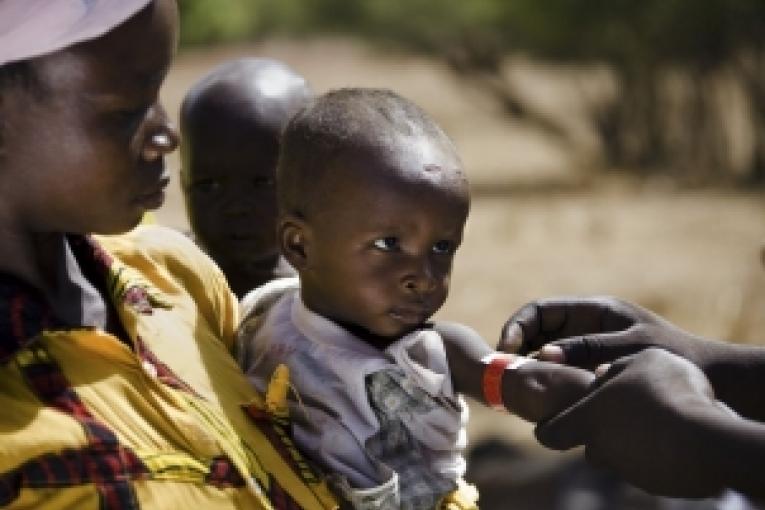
[
  {"x1": 373, "y1": 237, "x2": 399, "y2": 251},
  {"x1": 192, "y1": 179, "x2": 222, "y2": 194},
  {"x1": 432, "y1": 240, "x2": 455, "y2": 254},
  {"x1": 252, "y1": 176, "x2": 275, "y2": 188}
]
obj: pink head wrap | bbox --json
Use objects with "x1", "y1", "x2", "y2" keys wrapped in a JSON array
[{"x1": 0, "y1": 0, "x2": 152, "y2": 66}]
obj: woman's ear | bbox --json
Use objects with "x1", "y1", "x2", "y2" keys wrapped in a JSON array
[{"x1": 278, "y1": 214, "x2": 310, "y2": 271}]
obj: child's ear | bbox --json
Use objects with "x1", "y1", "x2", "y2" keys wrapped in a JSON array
[{"x1": 278, "y1": 214, "x2": 311, "y2": 270}]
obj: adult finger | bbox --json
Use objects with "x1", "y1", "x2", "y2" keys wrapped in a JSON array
[
  {"x1": 533, "y1": 398, "x2": 591, "y2": 450},
  {"x1": 538, "y1": 330, "x2": 645, "y2": 369},
  {"x1": 500, "y1": 298, "x2": 594, "y2": 354},
  {"x1": 499, "y1": 301, "x2": 543, "y2": 354}
]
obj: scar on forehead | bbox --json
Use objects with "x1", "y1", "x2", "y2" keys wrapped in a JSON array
[{"x1": 423, "y1": 164, "x2": 466, "y2": 180}]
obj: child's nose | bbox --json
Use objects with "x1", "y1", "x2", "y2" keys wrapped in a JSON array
[{"x1": 403, "y1": 259, "x2": 438, "y2": 295}]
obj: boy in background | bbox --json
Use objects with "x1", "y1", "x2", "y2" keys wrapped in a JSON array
[
  {"x1": 180, "y1": 57, "x2": 311, "y2": 297},
  {"x1": 238, "y1": 88, "x2": 596, "y2": 510}
]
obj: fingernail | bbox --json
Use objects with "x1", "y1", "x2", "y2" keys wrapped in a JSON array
[
  {"x1": 539, "y1": 345, "x2": 564, "y2": 363},
  {"x1": 595, "y1": 363, "x2": 611, "y2": 377},
  {"x1": 502, "y1": 323, "x2": 523, "y2": 352}
]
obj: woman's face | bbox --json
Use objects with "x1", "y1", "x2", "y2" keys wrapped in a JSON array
[{"x1": 0, "y1": 0, "x2": 179, "y2": 235}]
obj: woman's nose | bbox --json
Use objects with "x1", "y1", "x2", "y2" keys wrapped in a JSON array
[{"x1": 142, "y1": 105, "x2": 180, "y2": 162}]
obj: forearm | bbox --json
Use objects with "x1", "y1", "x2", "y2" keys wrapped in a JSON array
[
  {"x1": 699, "y1": 406, "x2": 765, "y2": 499},
  {"x1": 702, "y1": 342, "x2": 765, "y2": 422},
  {"x1": 438, "y1": 321, "x2": 595, "y2": 422}
]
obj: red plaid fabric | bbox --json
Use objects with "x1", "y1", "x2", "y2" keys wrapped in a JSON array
[
  {"x1": 15, "y1": 343, "x2": 145, "y2": 509},
  {"x1": 0, "y1": 276, "x2": 58, "y2": 363},
  {"x1": 134, "y1": 336, "x2": 200, "y2": 397},
  {"x1": 0, "y1": 445, "x2": 148, "y2": 506},
  {"x1": 269, "y1": 474, "x2": 303, "y2": 510}
]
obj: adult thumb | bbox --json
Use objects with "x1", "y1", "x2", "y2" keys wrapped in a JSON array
[{"x1": 534, "y1": 396, "x2": 591, "y2": 450}]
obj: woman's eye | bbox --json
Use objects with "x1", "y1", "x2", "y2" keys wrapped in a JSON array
[
  {"x1": 432, "y1": 240, "x2": 454, "y2": 254},
  {"x1": 114, "y1": 106, "x2": 148, "y2": 123},
  {"x1": 373, "y1": 237, "x2": 399, "y2": 251},
  {"x1": 192, "y1": 179, "x2": 222, "y2": 194}
]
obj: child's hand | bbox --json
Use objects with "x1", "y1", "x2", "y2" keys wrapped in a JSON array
[
  {"x1": 500, "y1": 357, "x2": 595, "y2": 423},
  {"x1": 437, "y1": 321, "x2": 595, "y2": 423}
]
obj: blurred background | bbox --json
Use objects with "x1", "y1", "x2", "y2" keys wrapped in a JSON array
[{"x1": 156, "y1": 1, "x2": 765, "y2": 508}]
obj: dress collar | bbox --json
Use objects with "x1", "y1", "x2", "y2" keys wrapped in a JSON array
[
  {"x1": 0, "y1": 235, "x2": 108, "y2": 363},
  {"x1": 0, "y1": 234, "x2": 170, "y2": 364}
]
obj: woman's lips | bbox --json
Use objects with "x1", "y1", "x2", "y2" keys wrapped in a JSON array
[{"x1": 135, "y1": 177, "x2": 169, "y2": 210}]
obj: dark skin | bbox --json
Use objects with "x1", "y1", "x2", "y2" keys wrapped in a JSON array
[
  {"x1": 499, "y1": 296, "x2": 765, "y2": 499},
  {"x1": 280, "y1": 135, "x2": 595, "y2": 423},
  {"x1": 0, "y1": 0, "x2": 179, "y2": 328},
  {"x1": 180, "y1": 59, "x2": 311, "y2": 297}
]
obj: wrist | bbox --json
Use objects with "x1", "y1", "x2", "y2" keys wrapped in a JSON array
[
  {"x1": 690, "y1": 403, "x2": 765, "y2": 499},
  {"x1": 480, "y1": 353, "x2": 531, "y2": 412},
  {"x1": 702, "y1": 342, "x2": 765, "y2": 420}
]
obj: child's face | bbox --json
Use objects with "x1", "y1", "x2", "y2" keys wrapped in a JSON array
[
  {"x1": 293, "y1": 138, "x2": 469, "y2": 343},
  {"x1": 181, "y1": 108, "x2": 280, "y2": 274},
  {"x1": 0, "y1": 0, "x2": 178, "y2": 235}
]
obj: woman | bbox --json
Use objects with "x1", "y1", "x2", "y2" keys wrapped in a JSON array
[{"x1": 0, "y1": 2, "x2": 336, "y2": 508}]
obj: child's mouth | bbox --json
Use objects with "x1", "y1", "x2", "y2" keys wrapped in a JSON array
[{"x1": 389, "y1": 307, "x2": 430, "y2": 326}]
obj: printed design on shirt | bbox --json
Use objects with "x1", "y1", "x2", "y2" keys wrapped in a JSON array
[
  {"x1": 11, "y1": 342, "x2": 145, "y2": 510},
  {"x1": 365, "y1": 370, "x2": 457, "y2": 510},
  {"x1": 1, "y1": 342, "x2": 261, "y2": 508},
  {"x1": 106, "y1": 262, "x2": 172, "y2": 315},
  {"x1": 242, "y1": 365, "x2": 337, "y2": 509}
]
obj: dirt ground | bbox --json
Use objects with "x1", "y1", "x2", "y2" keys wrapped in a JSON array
[{"x1": 155, "y1": 38, "x2": 765, "y2": 459}]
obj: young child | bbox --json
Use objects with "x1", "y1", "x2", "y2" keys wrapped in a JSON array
[
  {"x1": 180, "y1": 57, "x2": 312, "y2": 297},
  {"x1": 237, "y1": 88, "x2": 596, "y2": 509}
]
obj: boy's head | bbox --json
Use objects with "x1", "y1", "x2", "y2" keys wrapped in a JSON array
[
  {"x1": 180, "y1": 58, "x2": 312, "y2": 295},
  {"x1": 278, "y1": 88, "x2": 470, "y2": 344},
  {"x1": 0, "y1": 0, "x2": 179, "y2": 235}
]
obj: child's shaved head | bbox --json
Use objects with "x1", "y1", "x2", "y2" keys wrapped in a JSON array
[
  {"x1": 277, "y1": 88, "x2": 465, "y2": 219},
  {"x1": 180, "y1": 57, "x2": 312, "y2": 180},
  {"x1": 179, "y1": 58, "x2": 312, "y2": 296}
]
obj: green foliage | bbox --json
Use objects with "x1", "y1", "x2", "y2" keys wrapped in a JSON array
[
  {"x1": 179, "y1": 0, "x2": 259, "y2": 46},
  {"x1": 179, "y1": 0, "x2": 765, "y2": 70},
  {"x1": 178, "y1": 0, "x2": 765, "y2": 183}
]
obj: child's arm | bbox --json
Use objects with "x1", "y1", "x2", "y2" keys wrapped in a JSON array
[{"x1": 434, "y1": 321, "x2": 595, "y2": 423}]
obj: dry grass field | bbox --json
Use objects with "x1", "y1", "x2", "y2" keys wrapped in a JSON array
[{"x1": 155, "y1": 38, "x2": 765, "y2": 465}]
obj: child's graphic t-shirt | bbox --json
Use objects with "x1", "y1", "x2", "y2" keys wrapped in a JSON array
[{"x1": 237, "y1": 278, "x2": 474, "y2": 510}]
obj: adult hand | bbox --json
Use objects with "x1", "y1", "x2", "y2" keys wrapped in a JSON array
[
  {"x1": 535, "y1": 348, "x2": 740, "y2": 498},
  {"x1": 499, "y1": 296, "x2": 765, "y2": 423},
  {"x1": 498, "y1": 296, "x2": 713, "y2": 370}
]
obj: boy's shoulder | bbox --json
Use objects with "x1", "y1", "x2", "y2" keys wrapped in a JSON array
[{"x1": 240, "y1": 276, "x2": 300, "y2": 320}]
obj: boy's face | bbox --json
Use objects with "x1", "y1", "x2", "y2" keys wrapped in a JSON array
[
  {"x1": 290, "y1": 138, "x2": 470, "y2": 344},
  {"x1": 181, "y1": 108, "x2": 281, "y2": 276},
  {"x1": 0, "y1": 0, "x2": 179, "y2": 235}
]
